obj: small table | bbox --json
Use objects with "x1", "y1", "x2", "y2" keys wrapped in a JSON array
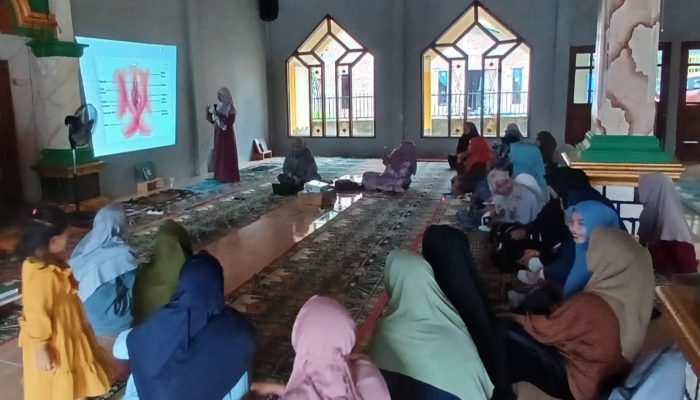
[
  {"x1": 32, "y1": 161, "x2": 105, "y2": 203},
  {"x1": 656, "y1": 284, "x2": 700, "y2": 375}
]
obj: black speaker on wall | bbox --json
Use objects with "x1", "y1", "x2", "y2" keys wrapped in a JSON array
[{"x1": 259, "y1": 0, "x2": 279, "y2": 21}]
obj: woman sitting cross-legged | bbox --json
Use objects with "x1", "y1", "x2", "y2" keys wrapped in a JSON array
[
  {"x1": 277, "y1": 137, "x2": 322, "y2": 192},
  {"x1": 638, "y1": 172, "x2": 698, "y2": 278},
  {"x1": 509, "y1": 199, "x2": 623, "y2": 314},
  {"x1": 448, "y1": 121, "x2": 480, "y2": 170},
  {"x1": 509, "y1": 140, "x2": 548, "y2": 194},
  {"x1": 69, "y1": 203, "x2": 137, "y2": 336},
  {"x1": 362, "y1": 141, "x2": 417, "y2": 192},
  {"x1": 422, "y1": 224, "x2": 655, "y2": 400},
  {"x1": 114, "y1": 252, "x2": 256, "y2": 400},
  {"x1": 502, "y1": 168, "x2": 623, "y2": 290},
  {"x1": 366, "y1": 249, "x2": 494, "y2": 400},
  {"x1": 487, "y1": 170, "x2": 545, "y2": 225},
  {"x1": 250, "y1": 296, "x2": 391, "y2": 400},
  {"x1": 451, "y1": 136, "x2": 492, "y2": 196}
]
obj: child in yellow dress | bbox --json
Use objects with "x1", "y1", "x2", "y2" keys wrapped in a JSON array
[{"x1": 16, "y1": 205, "x2": 112, "y2": 400}]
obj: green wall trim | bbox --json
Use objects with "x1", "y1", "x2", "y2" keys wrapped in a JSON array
[{"x1": 27, "y1": 38, "x2": 87, "y2": 58}]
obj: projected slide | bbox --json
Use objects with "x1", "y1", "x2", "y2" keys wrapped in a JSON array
[{"x1": 77, "y1": 36, "x2": 177, "y2": 157}]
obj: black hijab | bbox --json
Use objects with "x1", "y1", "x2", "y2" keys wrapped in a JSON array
[
  {"x1": 127, "y1": 252, "x2": 256, "y2": 400},
  {"x1": 536, "y1": 131, "x2": 557, "y2": 166},
  {"x1": 422, "y1": 225, "x2": 514, "y2": 400},
  {"x1": 545, "y1": 167, "x2": 626, "y2": 230},
  {"x1": 456, "y1": 122, "x2": 480, "y2": 154}
]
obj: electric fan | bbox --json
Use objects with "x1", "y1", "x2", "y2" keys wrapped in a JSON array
[{"x1": 64, "y1": 104, "x2": 97, "y2": 226}]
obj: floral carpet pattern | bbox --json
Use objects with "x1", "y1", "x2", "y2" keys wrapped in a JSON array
[
  {"x1": 225, "y1": 162, "x2": 453, "y2": 381},
  {"x1": 0, "y1": 158, "x2": 381, "y2": 346}
]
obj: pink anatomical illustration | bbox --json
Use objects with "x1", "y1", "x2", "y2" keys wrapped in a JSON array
[{"x1": 115, "y1": 67, "x2": 152, "y2": 138}]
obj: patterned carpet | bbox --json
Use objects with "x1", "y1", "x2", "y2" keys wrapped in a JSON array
[
  {"x1": 0, "y1": 157, "x2": 381, "y2": 346},
  {"x1": 225, "y1": 162, "x2": 453, "y2": 381},
  {"x1": 0, "y1": 159, "x2": 457, "y2": 399}
]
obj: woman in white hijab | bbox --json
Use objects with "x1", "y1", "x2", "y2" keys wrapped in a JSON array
[
  {"x1": 487, "y1": 170, "x2": 545, "y2": 225},
  {"x1": 638, "y1": 173, "x2": 697, "y2": 277}
]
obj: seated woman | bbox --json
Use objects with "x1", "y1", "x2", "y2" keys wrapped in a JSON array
[
  {"x1": 452, "y1": 137, "x2": 492, "y2": 195},
  {"x1": 70, "y1": 204, "x2": 137, "y2": 336},
  {"x1": 366, "y1": 250, "x2": 494, "y2": 400},
  {"x1": 447, "y1": 121, "x2": 479, "y2": 170},
  {"x1": 638, "y1": 173, "x2": 698, "y2": 277},
  {"x1": 561, "y1": 200, "x2": 622, "y2": 298},
  {"x1": 250, "y1": 296, "x2": 390, "y2": 399},
  {"x1": 278, "y1": 138, "x2": 322, "y2": 190},
  {"x1": 509, "y1": 140, "x2": 548, "y2": 194},
  {"x1": 487, "y1": 170, "x2": 545, "y2": 225},
  {"x1": 423, "y1": 224, "x2": 655, "y2": 400},
  {"x1": 362, "y1": 141, "x2": 417, "y2": 192},
  {"x1": 422, "y1": 225, "x2": 516, "y2": 400},
  {"x1": 493, "y1": 124, "x2": 523, "y2": 171},
  {"x1": 504, "y1": 168, "x2": 623, "y2": 278},
  {"x1": 536, "y1": 131, "x2": 558, "y2": 177},
  {"x1": 131, "y1": 220, "x2": 192, "y2": 324},
  {"x1": 115, "y1": 252, "x2": 255, "y2": 400}
]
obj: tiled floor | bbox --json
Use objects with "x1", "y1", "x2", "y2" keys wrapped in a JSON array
[{"x1": 0, "y1": 191, "x2": 361, "y2": 399}]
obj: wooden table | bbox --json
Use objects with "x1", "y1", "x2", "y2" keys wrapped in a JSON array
[
  {"x1": 31, "y1": 161, "x2": 105, "y2": 203},
  {"x1": 656, "y1": 284, "x2": 700, "y2": 375}
]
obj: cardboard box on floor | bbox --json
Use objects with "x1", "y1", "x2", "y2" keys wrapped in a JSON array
[{"x1": 297, "y1": 189, "x2": 336, "y2": 208}]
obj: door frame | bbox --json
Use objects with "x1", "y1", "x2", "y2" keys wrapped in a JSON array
[
  {"x1": 565, "y1": 45, "x2": 595, "y2": 145},
  {"x1": 565, "y1": 44, "x2": 671, "y2": 144},
  {"x1": 676, "y1": 41, "x2": 700, "y2": 161}
]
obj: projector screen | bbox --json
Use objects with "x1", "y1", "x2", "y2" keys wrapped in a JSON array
[{"x1": 76, "y1": 36, "x2": 177, "y2": 157}]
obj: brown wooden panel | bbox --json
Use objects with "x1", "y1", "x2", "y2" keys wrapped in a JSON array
[
  {"x1": 657, "y1": 285, "x2": 700, "y2": 376},
  {"x1": 565, "y1": 103, "x2": 592, "y2": 145},
  {"x1": 0, "y1": 61, "x2": 22, "y2": 206}
]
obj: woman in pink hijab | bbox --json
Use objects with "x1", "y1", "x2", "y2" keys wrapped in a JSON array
[{"x1": 250, "y1": 296, "x2": 390, "y2": 400}]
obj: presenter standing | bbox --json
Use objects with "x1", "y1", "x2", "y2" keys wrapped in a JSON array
[{"x1": 206, "y1": 87, "x2": 240, "y2": 183}]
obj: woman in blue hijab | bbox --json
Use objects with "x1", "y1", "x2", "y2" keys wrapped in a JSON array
[
  {"x1": 562, "y1": 200, "x2": 621, "y2": 298},
  {"x1": 114, "y1": 252, "x2": 256, "y2": 400},
  {"x1": 70, "y1": 204, "x2": 137, "y2": 335},
  {"x1": 509, "y1": 141, "x2": 548, "y2": 193}
]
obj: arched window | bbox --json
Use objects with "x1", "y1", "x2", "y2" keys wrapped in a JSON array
[
  {"x1": 422, "y1": 3, "x2": 530, "y2": 138},
  {"x1": 287, "y1": 16, "x2": 375, "y2": 137}
]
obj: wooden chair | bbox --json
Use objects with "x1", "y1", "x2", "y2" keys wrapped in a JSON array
[{"x1": 253, "y1": 139, "x2": 272, "y2": 161}]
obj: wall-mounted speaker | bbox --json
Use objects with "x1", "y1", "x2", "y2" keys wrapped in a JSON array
[{"x1": 259, "y1": 0, "x2": 279, "y2": 22}]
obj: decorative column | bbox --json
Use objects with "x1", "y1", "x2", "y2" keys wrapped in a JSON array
[
  {"x1": 27, "y1": 0, "x2": 83, "y2": 149},
  {"x1": 591, "y1": 0, "x2": 661, "y2": 135}
]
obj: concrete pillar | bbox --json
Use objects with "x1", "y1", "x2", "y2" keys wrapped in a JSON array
[{"x1": 591, "y1": 0, "x2": 661, "y2": 135}]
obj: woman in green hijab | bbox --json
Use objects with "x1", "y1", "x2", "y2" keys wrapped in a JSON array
[
  {"x1": 131, "y1": 220, "x2": 193, "y2": 324},
  {"x1": 366, "y1": 250, "x2": 494, "y2": 400}
]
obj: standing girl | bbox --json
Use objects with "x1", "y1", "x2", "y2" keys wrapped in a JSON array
[{"x1": 16, "y1": 205, "x2": 111, "y2": 400}]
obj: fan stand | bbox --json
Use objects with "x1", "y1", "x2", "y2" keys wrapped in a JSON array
[{"x1": 68, "y1": 144, "x2": 95, "y2": 228}]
